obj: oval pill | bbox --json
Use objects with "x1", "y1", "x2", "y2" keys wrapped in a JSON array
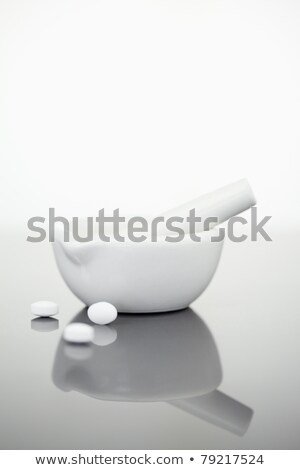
[
  {"x1": 87, "y1": 302, "x2": 118, "y2": 325},
  {"x1": 31, "y1": 301, "x2": 59, "y2": 317},
  {"x1": 63, "y1": 323, "x2": 94, "y2": 343}
]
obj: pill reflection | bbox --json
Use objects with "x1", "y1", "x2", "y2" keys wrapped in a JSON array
[
  {"x1": 31, "y1": 317, "x2": 59, "y2": 332},
  {"x1": 64, "y1": 343, "x2": 94, "y2": 361},
  {"x1": 93, "y1": 325, "x2": 117, "y2": 346}
]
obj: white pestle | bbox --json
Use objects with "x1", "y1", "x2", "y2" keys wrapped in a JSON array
[{"x1": 158, "y1": 178, "x2": 256, "y2": 234}]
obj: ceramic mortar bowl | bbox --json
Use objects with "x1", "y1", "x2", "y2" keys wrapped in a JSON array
[{"x1": 52, "y1": 228, "x2": 224, "y2": 312}]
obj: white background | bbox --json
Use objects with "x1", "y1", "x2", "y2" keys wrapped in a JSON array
[{"x1": 1, "y1": 0, "x2": 300, "y2": 228}]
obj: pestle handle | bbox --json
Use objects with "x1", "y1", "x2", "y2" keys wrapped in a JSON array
[{"x1": 161, "y1": 179, "x2": 256, "y2": 233}]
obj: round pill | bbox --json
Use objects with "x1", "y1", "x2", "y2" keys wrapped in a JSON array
[
  {"x1": 31, "y1": 301, "x2": 59, "y2": 317},
  {"x1": 63, "y1": 323, "x2": 94, "y2": 343},
  {"x1": 87, "y1": 302, "x2": 118, "y2": 325}
]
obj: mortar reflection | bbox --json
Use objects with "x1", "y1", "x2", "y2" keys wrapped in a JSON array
[{"x1": 52, "y1": 308, "x2": 253, "y2": 436}]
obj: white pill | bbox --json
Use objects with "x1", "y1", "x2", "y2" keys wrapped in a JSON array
[
  {"x1": 87, "y1": 302, "x2": 118, "y2": 325},
  {"x1": 63, "y1": 323, "x2": 94, "y2": 343},
  {"x1": 31, "y1": 301, "x2": 59, "y2": 317}
]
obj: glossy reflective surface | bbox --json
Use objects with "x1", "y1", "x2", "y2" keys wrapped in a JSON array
[
  {"x1": 53, "y1": 308, "x2": 252, "y2": 437},
  {"x1": 0, "y1": 229, "x2": 299, "y2": 449}
]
